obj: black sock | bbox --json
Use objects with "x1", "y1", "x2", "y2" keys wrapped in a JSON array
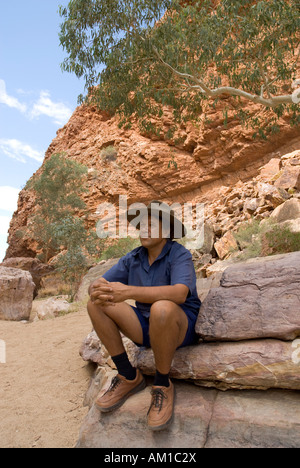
[
  {"x1": 112, "y1": 352, "x2": 137, "y2": 381},
  {"x1": 153, "y1": 369, "x2": 170, "y2": 388}
]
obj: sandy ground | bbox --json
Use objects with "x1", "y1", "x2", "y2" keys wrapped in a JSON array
[{"x1": 0, "y1": 307, "x2": 94, "y2": 448}]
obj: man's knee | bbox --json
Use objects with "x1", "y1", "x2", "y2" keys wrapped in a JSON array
[
  {"x1": 150, "y1": 300, "x2": 178, "y2": 327},
  {"x1": 87, "y1": 299, "x2": 109, "y2": 317}
]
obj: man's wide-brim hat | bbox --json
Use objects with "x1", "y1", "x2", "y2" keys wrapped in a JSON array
[{"x1": 127, "y1": 200, "x2": 187, "y2": 239}]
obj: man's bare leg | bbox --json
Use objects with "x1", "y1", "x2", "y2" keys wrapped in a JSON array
[
  {"x1": 87, "y1": 300, "x2": 146, "y2": 412},
  {"x1": 87, "y1": 300, "x2": 144, "y2": 356},
  {"x1": 149, "y1": 300, "x2": 188, "y2": 375},
  {"x1": 147, "y1": 300, "x2": 189, "y2": 430}
]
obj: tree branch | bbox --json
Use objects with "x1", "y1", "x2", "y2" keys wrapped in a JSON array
[
  {"x1": 258, "y1": 59, "x2": 272, "y2": 99},
  {"x1": 152, "y1": 46, "x2": 295, "y2": 108}
]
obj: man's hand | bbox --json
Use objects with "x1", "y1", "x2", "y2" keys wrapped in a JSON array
[
  {"x1": 108, "y1": 282, "x2": 130, "y2": 304},
  {"x1": 89, "y1": 278, "x2": 130, "y2": 306},
  {"x1": 89, "y1": 277, "x2": 115, "y2": 306}
]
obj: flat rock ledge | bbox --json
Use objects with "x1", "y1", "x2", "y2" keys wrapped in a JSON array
[
  {"x1": 77, "y1": 383, "x2": 300, "y2": 449},
  {"x1": 80, "y1": 332, "x2": 300, "y2": 392},
  {"x1": 137, "y1": 339, "x2": 300, "y2": 391}
]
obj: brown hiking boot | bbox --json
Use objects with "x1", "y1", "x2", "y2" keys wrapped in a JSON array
[
  {"x1": 147, "y1": 381, "x2": 175, "y2": 431},
  {"x1": 95, "y1": 369, "x2": 146, "y2": 413}
]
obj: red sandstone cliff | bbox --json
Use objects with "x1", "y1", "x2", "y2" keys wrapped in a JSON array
[{"x1": 5, "y1": 98, "x2": 300, "y2": 259}]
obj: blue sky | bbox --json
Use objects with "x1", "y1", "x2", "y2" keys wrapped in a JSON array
[{"x1": 0, "y1": 1, "x2": 86, "y2": 261}]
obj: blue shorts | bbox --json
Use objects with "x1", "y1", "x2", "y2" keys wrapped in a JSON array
[{"x1": 131, "y1": 305, "x2": 199, "y2": 349}]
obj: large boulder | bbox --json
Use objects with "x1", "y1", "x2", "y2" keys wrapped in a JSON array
[
  {"x1": 196, "y1": 251, "x2": 300, "y2": 341},
  {"x1": 32, "y1": 296, "x2": 71, "y2": 321},
  {"x1": 0, "y1": 267, "x2": 35, "y2": 321},
  {"x1": 0, "y1": 257, "x2": 54, "y2": 298},
  {"x1": 270, "y1": 198, "x2": 300, "y2": 223},
  {"x1": 274, "y1": 166, "x2": 300, "y2": 191}
]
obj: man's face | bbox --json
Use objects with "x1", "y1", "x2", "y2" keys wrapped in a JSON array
[{"x1": 139, "y1": 214, "x2": 169, "y2": 248}]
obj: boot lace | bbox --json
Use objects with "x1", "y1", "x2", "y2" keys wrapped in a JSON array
[
  {"x1": 104, "y1": 376, "x2": 122, "y2": 395},
  {"x1": 148, "y1": 388, "x2": 167, "y2": 414}
]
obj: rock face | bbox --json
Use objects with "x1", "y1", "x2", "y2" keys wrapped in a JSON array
[
  {"x1": 5, "y1": 100, "x2": 300, "y2": 259},
  {"x1": 81, "y1": 333, "x2": 300, "y2": 392},
  {"x1": 196, "y1": 251, "x2": 300, "y2": 342},
  {"x1": 77, "y1": 383, "x2": 300, "y2": 448},
  {"x1": 0, "y1": 267, "x2": 35, "y2": 321}
]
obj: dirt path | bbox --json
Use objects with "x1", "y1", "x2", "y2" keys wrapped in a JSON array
[{"x1": 0, "y1": 308, "x2": 93, "y2": 448}]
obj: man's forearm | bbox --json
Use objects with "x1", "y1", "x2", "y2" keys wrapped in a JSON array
[{"x1": 126, "y1": 284, "x2": 188, "y2": 305}]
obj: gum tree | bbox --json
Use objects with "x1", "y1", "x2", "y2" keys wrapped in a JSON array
[
  {"x1": 59, "y1": 0, "x2": 300, "y2": 137},
  {"x1": 25, "y1": 153, "x2": 102, "y2": 299}
]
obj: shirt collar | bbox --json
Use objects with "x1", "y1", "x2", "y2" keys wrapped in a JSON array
[{"x1": 135, "y1": 239, "x2": 173, "y2": 271}]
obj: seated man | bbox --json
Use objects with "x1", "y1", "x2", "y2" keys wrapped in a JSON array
[{"x1": 88, "y1": 200, "x2": 201, "y2": 431}]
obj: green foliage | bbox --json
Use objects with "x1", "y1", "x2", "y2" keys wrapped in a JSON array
[
  {"x1": 27, "y1": 152, "x2": 87, "y2": 221},
  {"x1": 100, "y1": 145, "x2": 118, "y2": 162},
  {"x1": 25, "y1": 153, "x2": 103, "y2": 300},
  {"x1": 54, "y1": 248, "x2": 89, "y2": 302},
  {"x1": 100, "y1": 237, "x2": 141, "y2": 260},
  {"x1": 234, "y1": 219, "x2": 262, "y2": 252},
  {"x1": 26, "y1": 153, "x2": 89, "y2": 262},
  {"x1": 59, "y1": 0, "x2": 300, "y2": 136},
  {"x1": 261, "y1": 223, "x2": 300, "y2": 256},
  {"x1": 234, "y1": 217, "x2": 300, "y2": 260}
]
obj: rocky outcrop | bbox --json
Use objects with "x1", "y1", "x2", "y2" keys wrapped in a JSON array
[
  {"x1": 77, "y1": 383, "x2": 300, "y2": 448},
  {"x1": 5, "y1": 101, "x2": 300, "y2": 259},
  {"x1": 270, "y1": 198, "x2": 300, "y2": 224},
  {"x1": 0, "y1": 267, "x2": 35, "y2": 321},
  {"x1": 196, "y1": 251, "x2": 300, "y2": 342}
]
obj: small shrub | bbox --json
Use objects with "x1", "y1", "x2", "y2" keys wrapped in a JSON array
[
  {"x1": 100, "y1": 145, "x2": 118, "y2": 162},
  {"x1": 234, "y1": 218, "x2": 300, "y2": 260},
  {"x1": 261, "y1": 224, "x2": 300, "y2": 256},
  {"x1": 234, "y1": 219, "x2": 261, "y2": 250},
  {"x1": 100, "y1": 237, "x2": 140, "y2": 260}
]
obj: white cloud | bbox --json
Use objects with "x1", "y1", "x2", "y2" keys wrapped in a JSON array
[
  {"x1": 30, "y1": 90, "x2": 72, "y2": 125},
  {"x1": 0, "y1": 215, "x2": 12, "y2": 235},
  {"x1": 0, "y1": 216, "x2": 12, "y2": 261},
  {"x1": 0, "y1": 79, "x2": 73, "y2": 126},
  {"x1": 0, "y1": 186, "x2": 20, "y2": 213},
  {"x1": 0, "y1": 234, "x2": 9, "y2": 262},
  {"x1": 0, "y1": 188, "x2": 20, "y2": 262},
  {"x1": 0, "y1": 138, "x2": 44, "y2": 163},
  {"x1": 0, "y1": 79, "x2": 27, "y2": 113}
]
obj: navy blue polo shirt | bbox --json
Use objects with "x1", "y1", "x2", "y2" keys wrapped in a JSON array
[{"x1": 103, "y1": 240, "x2": 201, "y2": 320}]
